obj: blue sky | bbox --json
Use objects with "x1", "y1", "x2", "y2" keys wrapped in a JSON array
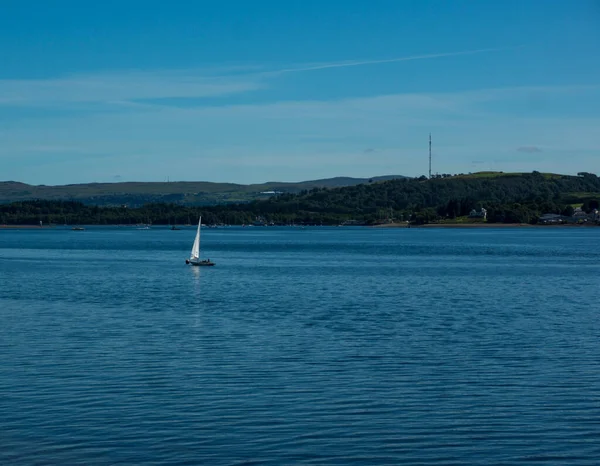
[{"x1": 0, "y1": 0, "x2": 599, "y2": 184}]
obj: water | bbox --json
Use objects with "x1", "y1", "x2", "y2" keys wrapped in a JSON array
[{"x1": 1, "y1": 226, "x2": 599, "y2": 465}]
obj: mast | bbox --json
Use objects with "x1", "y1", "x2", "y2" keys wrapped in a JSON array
[{"x1": 429, "y1": 133, "x2": 432, "y2": 179}]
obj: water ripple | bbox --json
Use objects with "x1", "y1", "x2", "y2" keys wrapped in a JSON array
[{"x1": 1, "y1": 228, "x2": 599, "y2": 465}]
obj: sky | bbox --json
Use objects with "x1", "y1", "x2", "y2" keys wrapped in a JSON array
[{"x1": 0, "y1": 0, "x2": 599, "y2": 185}]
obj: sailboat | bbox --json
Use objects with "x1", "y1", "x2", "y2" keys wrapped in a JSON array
[{"x1": 185, "y1": 217, "x2": 215, "y2": 266}]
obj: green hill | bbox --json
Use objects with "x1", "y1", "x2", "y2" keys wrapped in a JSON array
[
  {"x1": 0, "y1": 175, "x2": 406, "y2": 207},
  {"x1": 2, "y1": 172, "x2": 599, "y2": 225},
  {"x1": 248, "y1": 171, "x2": 598, "y2": 224}
]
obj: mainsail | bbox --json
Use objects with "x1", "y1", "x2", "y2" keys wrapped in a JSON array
[{"x1": 190, "y1": 217, "x2": 201, "y2": 260}]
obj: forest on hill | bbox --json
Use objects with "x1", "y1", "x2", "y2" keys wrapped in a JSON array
[{"x1": 1, "y1": 172, "x2": 599, "y2": 226}]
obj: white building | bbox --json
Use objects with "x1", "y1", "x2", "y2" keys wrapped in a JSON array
[{"x1": 468, "y1": 208, "x2": 487, "y2": 219}]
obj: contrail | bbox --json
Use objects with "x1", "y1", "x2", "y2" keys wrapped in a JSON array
[{"x1": 270, "y1": 46, "x2": 523, "y2": 75}]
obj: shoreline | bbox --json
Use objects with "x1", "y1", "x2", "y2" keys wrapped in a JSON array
[
  {"x1": 418, "y1": 223, "x2": 533, "y2": 228},
  {"x1": 2, "y1": 223, "x2": 598, "y2": 230},
  {"x1": 373, "y1": 223, "x2": 530, "y2": 228},
  {"x1": 0, "y1": 225, "x2": 51, "y2": 229},
  {"x1": 374, "y1": 222, "x2": 598, "y2": 228}
]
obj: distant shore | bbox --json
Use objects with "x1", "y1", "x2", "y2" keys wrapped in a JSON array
[
  {"x1": 417, "y1": 223, "x2": 533, "y2": 228},
  {"x1": 2, "y1": 222, "x2": 597, "y2": 230},
  {"x1": 373, "y1": 222, "x2": 597, "y2": 228},
  {"x1": 0, "y1": 225, "x2": 50, "y2": 229},
  {"x1": 373, "y1": 222, "x2": 528, "y2": 228}
]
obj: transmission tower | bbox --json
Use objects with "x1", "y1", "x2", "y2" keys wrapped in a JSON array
[{"x1": 429, "y1": 133, "x2": 432, "y2": 179}]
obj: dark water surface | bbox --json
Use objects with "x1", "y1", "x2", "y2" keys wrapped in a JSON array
[{"x1": 1, "y1": 226, "x2": 599, "y2": 465}]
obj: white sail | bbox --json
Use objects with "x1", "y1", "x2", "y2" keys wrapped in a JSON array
[{"x1": 190, "y1": 217, "x2": 201, "y2": 260}]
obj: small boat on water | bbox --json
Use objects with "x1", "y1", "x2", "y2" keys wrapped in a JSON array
[
  {"x1": 185, "y1": 217, "x2": 215, "y2": 267},
  {"x1": 71, "y1": 227, "x2": 85, "y2": 231}
]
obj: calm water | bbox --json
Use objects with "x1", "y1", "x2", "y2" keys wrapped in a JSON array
[{"x1": 1, "y1": 226, "x2": 599, "y2": 465}]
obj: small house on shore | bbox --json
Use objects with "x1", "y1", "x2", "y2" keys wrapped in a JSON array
[
  {"x1": 539, "y1": 208, "x2": 600, "y2": 224},
  {"x1": 468, "y1": 208, "x2": 487, "y2": 219},
  {"x1": 539, "y1": 213, "x2": 565, "y2": 224}
]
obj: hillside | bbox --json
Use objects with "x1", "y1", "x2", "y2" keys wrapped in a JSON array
[
  {"x1": 0, "y1": 175, "x2": 405, "y2": 207},
  {"x1": 249, "y1": 171, "x2": 599, "y2": 224},
  {"x1": 2, "y1": 172, "x2": 599, "y2": 226}
]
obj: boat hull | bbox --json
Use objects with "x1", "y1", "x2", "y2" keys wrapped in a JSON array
[{"x1": 187, "y1": 259, "x2": 215, "y2": 266}]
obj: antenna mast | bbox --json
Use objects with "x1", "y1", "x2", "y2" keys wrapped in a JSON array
[{"x1": 428, "y1": 133, "x2": 432, "y2": 179}]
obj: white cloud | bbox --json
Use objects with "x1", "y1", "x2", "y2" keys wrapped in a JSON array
[
  {"x1": 0, "y1": 46, "x2": 526, "y2": 108},
  {"x1": 0, "y1": 70, "x2": 264, "y2": 105},
  {"x1": 1, "y1": 76, "x2": 599, "y2": 183}
]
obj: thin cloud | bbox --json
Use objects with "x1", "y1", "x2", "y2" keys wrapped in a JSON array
[
  {"x1": 271, "y1": 46, "x2": 523, "y2": 74},
  {"x1": 0, "y1": 46, "x2": 526, "y2": 108},
  {"x1": 517, "y1": 146, "x2": 543, "y2": 153},
  {"x1": 0, "y1": 72, "x2": 263, "y2": 106}
]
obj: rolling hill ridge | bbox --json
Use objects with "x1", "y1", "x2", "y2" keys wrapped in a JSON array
[
  {"x1": 0, "y1": 175, "x2": 406, "y2": 207},
  {"x1": 2, "y1": 171, "x2": 599, "y2": 226}
]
